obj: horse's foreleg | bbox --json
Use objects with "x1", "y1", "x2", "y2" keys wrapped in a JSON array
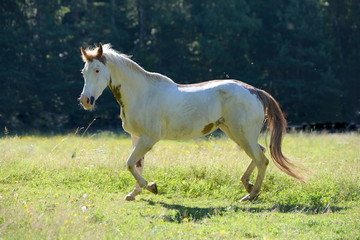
[
  {"x1": 125, "y1": 157, "x2": 144, "y2": 201},
  {"x1": 125, "y1": 135, "x2": 144, "y2": 201},
  {"x1": 124, "y1": 135, "x2": 158, "y2": 201}
]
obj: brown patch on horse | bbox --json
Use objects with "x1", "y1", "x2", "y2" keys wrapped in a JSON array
[
  {"x1": 80, "y1": 43, "x2": 106, "y2": 64},
  {"x1": 136, "y1": 158, "x2": 144, "y2": 168},
  {"x1": 202, "y1": 123, "x2": 214, "y2": 135},
  {"x1": 108, "y1": 77, "x2": 126, "y2": 118}
]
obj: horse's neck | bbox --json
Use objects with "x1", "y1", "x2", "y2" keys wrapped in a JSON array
[
  {"x1": 107, "y1": 58, "x2": 150, "y2": 106},
  {"x1": 111, "y1": 57, "x2": 147, "y2": 85}
]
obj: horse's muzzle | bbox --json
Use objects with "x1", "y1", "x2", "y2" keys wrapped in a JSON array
[{"x1": 79, "y1": 95, "x2": 95, "y2": 110}]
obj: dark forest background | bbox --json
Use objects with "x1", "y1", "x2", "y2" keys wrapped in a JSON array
[{"x1": 0, "y1": 0, "x2": 359, "y2": 134}]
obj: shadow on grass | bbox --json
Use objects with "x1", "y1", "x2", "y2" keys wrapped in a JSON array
[{"x1": 142, "y1": 199, "x2": 347, "y2": 223}]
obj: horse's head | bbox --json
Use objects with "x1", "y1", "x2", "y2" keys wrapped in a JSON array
[{"x1": 79, "y1": 43, "x2": 111, "y2": 110}]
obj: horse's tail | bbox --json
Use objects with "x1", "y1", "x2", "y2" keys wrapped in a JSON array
[{"x1": 256, "y1": 89, "x2": 305, "y2": 182}]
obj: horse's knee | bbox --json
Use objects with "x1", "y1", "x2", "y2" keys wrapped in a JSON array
[
  {"x1": 126, "y1": 160, "x2": 135, "y2": 171},
  {"x1": 127, "y1": 157, "x2": 144, "y2": 170}
]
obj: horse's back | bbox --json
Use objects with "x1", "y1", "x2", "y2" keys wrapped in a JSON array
[{"x1": 179, "y1": 80, "x2": 263, "y2": 111}]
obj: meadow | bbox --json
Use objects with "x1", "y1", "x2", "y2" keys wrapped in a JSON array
[{"x1": 0, "y1": 133, "x2": 359, "y2": 239}]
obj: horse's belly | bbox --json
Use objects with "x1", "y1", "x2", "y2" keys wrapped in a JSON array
[
  {"x1": 161, "y1": 117, "x2": 223, "y2": 140},
  {"x1": 162, "y1": 125, "x2": 201, "y2": 140},
  {"x1": 161, "y1": 99, "x2": 223, "y2": 139}
]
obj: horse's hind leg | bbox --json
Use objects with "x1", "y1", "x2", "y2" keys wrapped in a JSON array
[
  {"x1": 241, "y1": 160, "x2": 255, "y2": 193},
  {"x1": 241, "y1": 144, "x2": 266, "y2": 193},
  {"x1": 240, "y1": 143, "x2": 269, "y2": 201},
  {"x1": 220, "y1": 125, "x2": 269, "y2": 201}
]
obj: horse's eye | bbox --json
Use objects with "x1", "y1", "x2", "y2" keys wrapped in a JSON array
[{"x1": 95, "y1": 69, "x2": 99, "y2": 73}]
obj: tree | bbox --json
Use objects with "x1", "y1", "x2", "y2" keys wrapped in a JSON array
[
  {"x1": 0, "y1": 0, "x2": 358, "y2": 133},
  {"x1": 249, "y1": 0, "x2": 341, "y2": 122},
  {"x1": 321, "y1": 0, "x2": 360, "y2": 122},
  {"x1": 186, "y1": 0, "x2": 259, "y2": 82}
]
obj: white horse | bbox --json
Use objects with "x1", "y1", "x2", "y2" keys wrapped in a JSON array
[{"x1": 79, "y1": 43, "x2": 304, "y2": 201}]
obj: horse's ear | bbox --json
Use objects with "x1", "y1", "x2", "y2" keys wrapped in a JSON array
[
  {"x1": 81, "y1": 47, "x2": 90, "y2": 62},
  {"x1": 97, "y1": 43, "x2": 103, "y2": 58}
]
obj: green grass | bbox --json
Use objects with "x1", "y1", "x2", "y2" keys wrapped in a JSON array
[{"x1": 0, "y1": 133, "x2": 359, "y2": 239}]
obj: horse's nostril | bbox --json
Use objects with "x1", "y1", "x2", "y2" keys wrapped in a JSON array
[
  {"x1": 86, "y1": 97, "x2": 90, "y2": 104},
  {"x1": 90, "y1": 96, "x2": 95, "y2": 105}
]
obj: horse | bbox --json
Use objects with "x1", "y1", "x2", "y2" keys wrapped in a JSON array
[{"x1": 79, "y1": 43, "x2": 304, "y2": 201}]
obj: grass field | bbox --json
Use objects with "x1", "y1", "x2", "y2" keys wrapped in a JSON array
[{"x1": 0, "y1": 133, "x2": 359, "y2": 239}]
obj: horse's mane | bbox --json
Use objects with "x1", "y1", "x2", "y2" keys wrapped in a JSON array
[{"x1": 101, "y1": 44, "x2": 174, "y2": 84}]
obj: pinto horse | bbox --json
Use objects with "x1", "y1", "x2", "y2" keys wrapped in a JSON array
[{"x1": 79, "y1": 43, "x2": 304, "y2": 201}]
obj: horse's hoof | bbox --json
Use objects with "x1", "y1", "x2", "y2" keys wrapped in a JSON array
[
  {"x1": 241, "y1": 192, "x2": 259, "y2": 202},
  {"x1": 241, "y1": 194, "x2": 251, "y2": 202},
  {"x1": 124, "y1": 195, "x2": 136, "y2": 201},
  {"x1": 147, "y1": 182, "x2": 158, "y2": 195}
]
